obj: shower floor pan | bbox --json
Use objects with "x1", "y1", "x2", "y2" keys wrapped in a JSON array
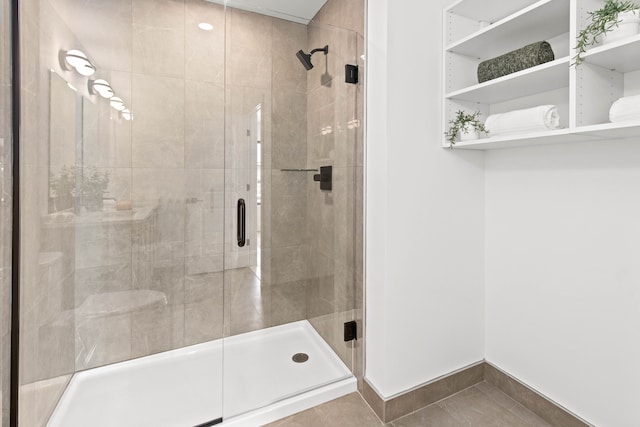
[{"x1": 47, "y1": 320, "x2": 356, "y2": 427}]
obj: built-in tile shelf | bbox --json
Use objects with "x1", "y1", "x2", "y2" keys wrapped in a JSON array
[{"x1": 443, "y1": 0, "x2": 640, "y2": 150}]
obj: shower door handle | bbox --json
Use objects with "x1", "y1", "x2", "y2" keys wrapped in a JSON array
[{"x1": 237, "y1": 198, "x2": 246, "y2": 247}]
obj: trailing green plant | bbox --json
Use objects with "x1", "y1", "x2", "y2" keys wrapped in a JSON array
[
  {"x1": 445, "y1": 110, "x2": 488, "y2": 145},
  {"x1": 574, "y1": 0, "x2": 640, "y2": 65}
]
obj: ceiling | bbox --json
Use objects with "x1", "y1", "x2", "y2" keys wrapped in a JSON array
[{"x1": 206, "y1": 0, "x2": 327, "y2": 24}]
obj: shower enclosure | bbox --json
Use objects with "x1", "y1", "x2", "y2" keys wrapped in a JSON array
[{"x1": 12, "y1": 0, "x2": 365, "y2": 425}]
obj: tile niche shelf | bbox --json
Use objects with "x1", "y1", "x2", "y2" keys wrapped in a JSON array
[{"x1": 443, "y1": 0, "x2": 640, "y2": 150}]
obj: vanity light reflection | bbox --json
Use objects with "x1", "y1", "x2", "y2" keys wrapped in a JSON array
[
  {"x1": 89, "y1": 79, "x2": 114, "y2": 99},
  {"x1": 62, "y1": 49, "x2": 96, "y2": 76}
]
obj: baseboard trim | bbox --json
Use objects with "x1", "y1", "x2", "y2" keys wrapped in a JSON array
[
  {"x1": 362, "y1": 361, "x2": 484, "y2": 423},
  {"x1": 362, "y1": 361, "x2": 592, "y2": 425},
  {"x1": 484, "y1": 362, "x2": 592, "y2": 427}
]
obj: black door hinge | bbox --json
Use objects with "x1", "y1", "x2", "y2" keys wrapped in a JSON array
[
  {"x1": 344, "y1": 321, "x2": 357, "y2": 342},
  {"x1": 345, "y1": 64, "x2": 358, "y2": 84}
]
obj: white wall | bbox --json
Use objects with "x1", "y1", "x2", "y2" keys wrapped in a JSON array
[
  {"x1": 367, "y1": 1, "x2": 640, "y2": 424},
  {"x1": 365, "y1": 0, "x2": 485, "y2": 399},
  {"x1": 485, "y1": 141, "x2": 640, "y2": 427}
]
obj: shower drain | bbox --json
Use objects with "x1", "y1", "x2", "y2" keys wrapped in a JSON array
[{"x1": 292, "y1": 353, "x2": 309, "y2": 363}]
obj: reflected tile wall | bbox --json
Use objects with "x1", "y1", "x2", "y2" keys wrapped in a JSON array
[
  {"x1": 131, "y1": 74, "x2": 185, "y2": 169},
  {"x1": 185, "y1": 0, "x2": 225, "y2": 85},
  {"x1": 132, "y1": 0, "x2": 185, "y2": 78},
  {"x1": 19, "y1": 0, "x2": 81, "y2": 423}
]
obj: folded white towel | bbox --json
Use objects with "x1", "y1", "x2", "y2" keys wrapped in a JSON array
[
  {"x1": 485, "y1": 105, "x2": 560, "y2": 136},
  {"x1": 610, "y1": 95, "x2": 640, "y2": 122}
]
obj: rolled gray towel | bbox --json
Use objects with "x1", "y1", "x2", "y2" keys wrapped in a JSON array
[{"x1": 477, "y1": 41, "x2": 554, "y2": 83}]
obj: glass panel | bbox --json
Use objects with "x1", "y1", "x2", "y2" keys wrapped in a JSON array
[
  {"x1": 1, "y1": 0, "x2": 12, "y2": 424},
  {"x1": 15, "y1": 0, "x2": 363, "y2": 424},
  {"x1": 19, "y1": 0, "x2": 225, "y2": 425},
  {"x1": 223, "y1": 9, "x2": 359, "y2": 418}
]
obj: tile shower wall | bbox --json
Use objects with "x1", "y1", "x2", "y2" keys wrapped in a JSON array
[{"x1": 265, "y1": 16, "x2": 309, "y2": 327}]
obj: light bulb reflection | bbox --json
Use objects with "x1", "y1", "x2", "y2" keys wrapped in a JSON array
[
  {"x1": 110, "y1": 97, "x2": 126, "y2": 111},
  {"x1": 89, "y1": 79, "x2": 114, "y2": 98},
  {"x1": 121, "y1": 109, "x2": 133, "y2": 121},
  {"x1": 63, "y1": 49, "x2": 96, "y2": 76}
]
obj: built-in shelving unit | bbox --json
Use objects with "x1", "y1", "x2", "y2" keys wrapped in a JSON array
[
  {"x1": 443, "y1": 0, "x2": 640, "y2": 150},
  {"x1": 445, "y1": 57, "x2": 571, "y2": 104},
  {"x1": 582, "y1": 34, "x2": 640, "y2": 72}
]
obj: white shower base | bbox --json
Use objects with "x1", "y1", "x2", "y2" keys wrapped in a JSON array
[{"x1": 47, "y1": 320, "x2": 356, "y2": 427}]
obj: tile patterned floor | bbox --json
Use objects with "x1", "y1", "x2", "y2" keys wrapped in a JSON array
[{"x1": 266, "y1": 381, "x2": 551, "y2": 427}]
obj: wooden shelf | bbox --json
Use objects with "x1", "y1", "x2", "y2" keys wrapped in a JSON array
[
  {"x1": 446, "y1": 57, "x2": 570, "y2": 104},
  {"x1": 446, "y1": 0, "x2": 570, "y2": 59},
  {"x1": 583, "y1": 34, "x2": 640, "y2": 72}
]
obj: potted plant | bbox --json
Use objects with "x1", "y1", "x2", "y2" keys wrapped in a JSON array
[
  {"x1": 50, "y1": 166, "x2": 76, "y2": 211},
  {"x1": 78, "y1": 167, "x2": 110, "y2": 211},
  {"x1": 445, "y1": 110, "x2": 489, "y2": 145},
  {"x1": 574, "y1": 0, "x2": 640, "y2": 65}
]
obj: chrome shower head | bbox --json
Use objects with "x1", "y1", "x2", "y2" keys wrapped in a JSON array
[{"x1": 295, "y1": 45, "x2": 329, "y2": 70}]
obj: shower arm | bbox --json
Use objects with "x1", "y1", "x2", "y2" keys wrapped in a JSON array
[{"x1": 310, "y1": 45, "x2": 329, "y2": 56}]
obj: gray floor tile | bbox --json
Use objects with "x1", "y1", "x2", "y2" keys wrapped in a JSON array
[
  {"x1": 437, "y1": 386, "x2": 534, "y2": 427},
  {"x1": 475, "y1": 381, "x2": 551, "y2": 426},
  {"x1": 264, "y1": 382, "x2": 551, "y2": 427},
  {"x1": 265, "y1": 407, "x2": 327, "y2": 427},
  {"x1": 391, "y1": 404, "x2": 460, "y2": 427},
  {"x1": 264, "y1": 393, "x2": 382, "y2": 427},
  {"x1": 315, "y1": 393, "x2": 384, "y2": 426}
]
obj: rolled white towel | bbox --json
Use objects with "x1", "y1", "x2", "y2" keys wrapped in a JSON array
[
  {"x1": 610, "y1": 94, "x2": 640, "y2": 123},
  {"x1": 484, "y1": 105, "x2": 560, "y2": 136}
]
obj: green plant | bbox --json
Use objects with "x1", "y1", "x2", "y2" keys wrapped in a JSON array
[
  {"x1": 445, "y1": 110, "x2": 488, "y2": 145},
  {"x1": 78, "y1": 167, "x2": 110, "y2": 199},
  {"x1": 574, "y1": 0, "x2": 639, "y2": 65},
  {"x1": 50, "y1": 166, "x2": 76, "y2": 198},
  {"x1": 50, "y1": 166, "x2": 110, "y2": 211}
]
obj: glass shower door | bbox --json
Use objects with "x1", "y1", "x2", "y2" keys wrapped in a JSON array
[
  {"x1": 18, "y1": 0, "x2": 226, "y2": 425},
  {"x1": 222, "y1": 6, "x2": 361, "y2": 419}
]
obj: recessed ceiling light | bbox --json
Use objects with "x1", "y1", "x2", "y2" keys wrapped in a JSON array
[{"x1": 198, "y1": 22, "x2": 214, "y2": 31}]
